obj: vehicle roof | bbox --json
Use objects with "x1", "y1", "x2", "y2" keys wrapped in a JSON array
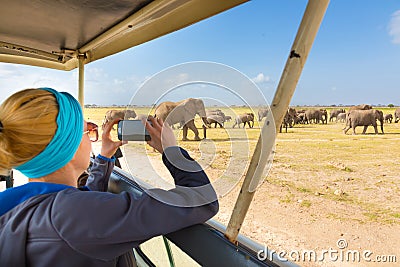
[{"x1": 0, "y1": 0, "x2": 248, "y2": 70}]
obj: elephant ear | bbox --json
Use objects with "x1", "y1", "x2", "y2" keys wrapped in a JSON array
[
  {"x1": 116, "y1": 111, "x2": 125, "y2": 120},
  {"x1": 376, "y1": 110, "x2": 383, "y2": 118},
  {"x1": 183, "y1": 98, "x2": 197, "y2": 116},
  {"x1": 105, "y1": 110, "x2": 111, "y2": 118},
  {"x1": 128, "y1": 109, "x2": 136, "y2": 118},
  {"x1": 195, "y1": 99, "x2": 206, "y2": 117}
]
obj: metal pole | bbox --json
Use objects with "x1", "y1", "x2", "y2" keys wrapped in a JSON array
[
  {"x1": 0, "y1": 170, "x2": 14, "y2": 188},
  {"x1": 78, "y1": 54, "x2": 85, "y2": 109},
  {"x1": 6, "y1": 171, "x2": 13, "y2": 188},
  {"x1": 224, "y1": 0, "x2": 330, "y2": 243}
]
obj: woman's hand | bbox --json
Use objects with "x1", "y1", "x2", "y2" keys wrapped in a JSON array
[
  {"x1": 101, "y1": 119, "x2": 126, "y2": 158},
  {"x1": 145, "y1": 116, "x2": 177, "y2": 154}
]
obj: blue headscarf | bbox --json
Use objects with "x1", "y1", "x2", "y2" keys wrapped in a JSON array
[{"x1": 15, "y1": 88, "x2": 84, "y2": 178}]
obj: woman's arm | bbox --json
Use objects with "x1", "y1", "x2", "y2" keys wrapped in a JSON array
[
  {"x1": 84, "y1": 118, "x2": 123, "y2": 191},
  {"x1": 84, "y1": 157, "x2": 114, "y2": 191},
  {"x1": 51, "y1": 145, "x2": 218, "y2": 261}
]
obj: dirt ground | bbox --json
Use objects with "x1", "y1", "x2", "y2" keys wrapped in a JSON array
[
  {"x1": 215, "y1": 176, "x2": 400, "y2": 267},
  {"x1": 120, "y1": 136, "x2": 399, "y2": 267},
  {"x1": 216, "y1": 137, "x2": 399, "y2": 266},
  {"x1": 118, "y1": 120, "x2": 400, "y2": 267}
]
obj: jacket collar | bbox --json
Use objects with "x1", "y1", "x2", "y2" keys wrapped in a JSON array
[{"x1": 0, "y1": 182, "x2": 72, "y2": 216}]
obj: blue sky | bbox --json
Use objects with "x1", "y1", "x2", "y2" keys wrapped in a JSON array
[{"x1": 0, "y1": 0, "x2": 399, "y2": 106}]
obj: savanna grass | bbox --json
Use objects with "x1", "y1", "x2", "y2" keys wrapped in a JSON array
[{"x1": 85, "y1": 106, "x2": 400, "y2": 224}]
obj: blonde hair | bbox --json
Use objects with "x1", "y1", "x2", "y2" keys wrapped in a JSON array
[{"x1": 0, "y1": 89, "x2": 58, "y2": 175}]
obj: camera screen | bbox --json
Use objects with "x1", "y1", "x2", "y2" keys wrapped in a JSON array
[{"x1": 117, "y1": 120, "x2": 151, "y2": 141}]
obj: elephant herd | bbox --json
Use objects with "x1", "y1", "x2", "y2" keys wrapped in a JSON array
[
  {"x1": 102, "y1": 100, "x2": 400, "y2": 140},
  {"x1": 265, "y1": 107, "x2": 329, "y2": 133},
  {"x1": 260, "y1": 105, "x2": 400, "y2": 135}
]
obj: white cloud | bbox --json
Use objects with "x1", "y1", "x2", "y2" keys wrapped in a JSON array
[
  {"x1": 389, "y1": 10, "x2": 400, "y2": 44},
  {"x1": 85, "y1": 67, "x2": 109, "y2": 81},
  {"x1": 252, "y1": 73, "x2": 271, "y2": 83},
  {"x1": 0, "y1": 64, "x2": 21, "y2": 77},
  {"x1": 0, "y1": 63, "x2": 144, "y2": 105},
  {"x1": 113, "y1": 79, "x2": 124, "y2": 85},
  {"x1": 165, "y1": 72, "x2": 190, "y2": 87},
  {"x1": 0, "y1": 63, "x2": 79, "y2": 102}
]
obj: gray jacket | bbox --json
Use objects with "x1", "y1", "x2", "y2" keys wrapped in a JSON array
[{"x1": 0, "y1": 147, "x2": 218, "y2": 266}]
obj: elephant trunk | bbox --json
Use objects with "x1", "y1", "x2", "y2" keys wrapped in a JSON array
[
  {"x1": 201, "y1": 116, "x2": 210, "y2": 128},
  {"x1": 380, "y1": 119, "x2": 384, "y2": 134},
  {"x1": 201, "y1": 117, "x2": 209, "y2": 139}
]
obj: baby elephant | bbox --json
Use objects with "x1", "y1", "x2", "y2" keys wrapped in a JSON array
[
  {"x1": 233, "y1": 113, "x2": 254, "y2": 128},
  {"x1": 337, "y1": 112, "x2": 346, "y2": 123},
  {"x1": 384, "y1": 114, "x2": 393, "y2": 123},
  {"x1": 206, "y1": 114, "x2": 225, "y2": 128},
  {"x1": 102, "y1": 109, "x2": 136, "y2": 129}
]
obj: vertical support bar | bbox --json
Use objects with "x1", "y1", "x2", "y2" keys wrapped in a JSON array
[
  {"x1": 78, "y1": 54, "x2": 85, "y2": 109},
  {"x1": 224, "y1": 0, "x2": 330, "y2": 243},
  {"x1": 271, "y1": 0, "x2": 330, "y2": 134},
  {"x1": 6, "y1": 171, "x2": 13, "y2": 188},
  {"x1": 0, "y1": 170, "x2": 14, "y2": 188}
]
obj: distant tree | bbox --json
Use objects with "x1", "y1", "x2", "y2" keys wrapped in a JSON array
[{"x1": 388, "y1": 103, "x2": 395, "y2": 107}]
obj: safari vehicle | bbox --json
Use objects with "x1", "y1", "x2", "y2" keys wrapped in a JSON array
[{"x1": 0, "y1": 0, "x2": 329, "y2": 266}]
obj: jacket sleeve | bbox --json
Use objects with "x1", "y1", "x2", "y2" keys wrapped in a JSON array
[
  {"x1": 84, "y1": 156, "x2": 114, "y2": 192},
  {"x1": 51, "y1": 147, "x2": 219, "y2": 261}
]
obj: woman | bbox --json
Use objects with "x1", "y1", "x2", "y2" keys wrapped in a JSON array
[{"x1": 0, "y1": 88, "x2": 218, "y2": 266}]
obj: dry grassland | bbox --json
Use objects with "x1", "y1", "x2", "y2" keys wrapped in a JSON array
[{"x1": 86, "y1": 106, "x2": 400, "y2": 265}]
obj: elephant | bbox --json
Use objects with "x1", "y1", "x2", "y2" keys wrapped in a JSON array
[
  {"x1": 305, "y1": 109, "x2": 326, "y2": 124},
  {"x1": 320, "y1": 109, "x2": 328, "y2": 124},
  {"x1": 206, "y1": 114, "x2": 225, "y2": 128},
  {"x1": 258, "y1": 108, "x2": 269, "y2": 122},
  {"x1": 294, "y1": 112, "x2": 307, "y2": 124},
  {"x1": 206, "y1": 109, "x2": 228, "y2": 127},
  {"x1": 138, "y1": 113, "x2": 180, "y2": 129},
  {"x1": 154, "y1": 98, "x2": 208, "y2": 141},
  {"x1": 337, "y1": 112, "x2": 346, "y2": 123},
  {"x1": 206, "y1": 109, "x2": 225, "y2": 117},
  {"x1": 343, "y1": 109, "x2": 384, "y2": 135},
  {"x1": 135, "y1": 113, "x2": 150, "y2": 120},
  {"x1": 233, "y1": 113, "x2": 254, "y2": 128},
  {"x1": 224, "y1": 115, "x2": 232, "y2": 122},
  {"x1": 280, "y1": 108, "x2": 297, "y2": 132},
  {"x1": 329, "y1": 108, "x2": 346, "y2": 122},
  {"x1": 395, "y1": 108, "x2": 400, "y2": 123},
  {"x1": 348, "y1": 104, "x2": 372, "y2": 111},
  {"x1": 102, "y1": 109, "x2": 136, "y2": 128},
  {"x1": 384, "y1": 114, "x2": 393, "y2": 123}
]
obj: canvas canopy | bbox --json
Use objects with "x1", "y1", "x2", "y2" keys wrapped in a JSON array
[{"x1": 0, "y1": 0, "x2": 248, "y2": 70}]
